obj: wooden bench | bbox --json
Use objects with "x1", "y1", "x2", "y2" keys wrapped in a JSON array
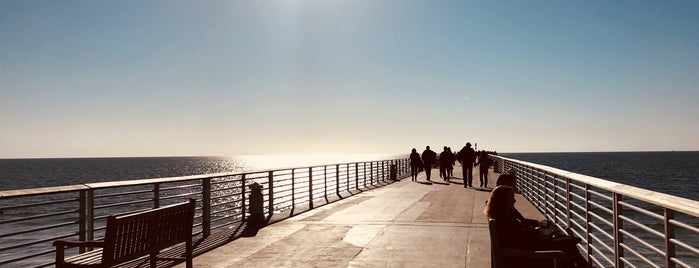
[
  {"x1": 488, "y1": 218, "x2": 567, "y2": 268},
  {"x1": 54, "y1": 199, "x2": 196, "y2": 268}
]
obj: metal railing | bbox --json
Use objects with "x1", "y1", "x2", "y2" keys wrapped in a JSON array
[
  {"x1": 493, "y1": 155, "x2": 699, "y2": 268},
  {"x1": 0, "y1": 158, "x2": 410, "y2": 267}
]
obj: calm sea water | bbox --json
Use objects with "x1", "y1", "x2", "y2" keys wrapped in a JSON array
[
  {"x1": 1, "y1": 152, "x2": 697, "y2": 266},
  {"x1": 2, "y1": 152, "x2": 697, "y2": 201},
  {"x1": 0, "y1": 154, "x2": 401, "y2": 191},
  {"x1": 501, "y1": 151, "x2": 699, "y2": 201}
]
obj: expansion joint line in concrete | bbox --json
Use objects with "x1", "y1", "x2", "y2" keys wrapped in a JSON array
[{"x1": 301, "y1": 220, "x2": 489, "y2": 228}]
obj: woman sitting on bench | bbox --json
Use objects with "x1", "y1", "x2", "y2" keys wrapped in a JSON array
[{"x1": 484, "y1": 186, "x2": 589, "y2": 268}]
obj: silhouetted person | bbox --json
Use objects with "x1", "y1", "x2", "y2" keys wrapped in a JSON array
[
  {"x1": 409, "y1": 148, "x2": 422, "y2": 181},
  {"x1": 474, "y1": 151, "x2": 492, "y2": 187},
  {"x1": 447, "y1": 147, "x2": 455, "y2": 178},
  {"x1": 494, "y1": 174, "x2": 549, "y2": 230},
  {"x1": 457, "y1": 142, "x2": 477, "y2": 188},
  {"x1": 439, "y1": 146, "x2": 455, "y2": 182},
  {"x1": 421, "y1": 146, "x2": 437, "y2": 182},
  {"x1": 484, "y1": 186, "x2": 588, "y2": 268}
]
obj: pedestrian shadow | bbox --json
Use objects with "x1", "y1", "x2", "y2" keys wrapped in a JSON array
[
  {"x1": 417, "y1": 181, "x2": 433, "y2": 185},
  {"x1": 431, "y1": 181, "x2": 450, "y2": 185},
  {"x1": 473, "y1": 187, "x2": 492, "y2": 192},
  {"x1": 449, "y1": 181, "x2": 464, "y2": 185}
]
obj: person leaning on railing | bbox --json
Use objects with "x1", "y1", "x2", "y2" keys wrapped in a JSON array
[{"x1": 485, "y1": 186, "x2": 589, "y2": 268}]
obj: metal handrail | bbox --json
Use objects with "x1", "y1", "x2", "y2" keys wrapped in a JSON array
[
  {"x1": 493, "y1": 155, "x2": 699, "y2": 268},
  {"x1": 0, "y1": 158, "x2": 409, "y2": 267}
]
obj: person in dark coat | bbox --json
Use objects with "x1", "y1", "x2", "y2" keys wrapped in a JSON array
[
  {"x1": 447, "y1": 147, "x2": 455, "y2": 178},
  {"x1": 439, "y1": 146, "x2": 455, "y2": 182},
  {"x1": 474, "y1": 150, "x2": 493, "y2": 187},
  {"x1": 409, "y1": 148, "x2": 422, "y2": 181},
  {"x1": 457, "y1": 142, "x2": 477, "y2": 188},
  {"x1": 421, "y1": 146, "x2": 437, "y2": 182}
]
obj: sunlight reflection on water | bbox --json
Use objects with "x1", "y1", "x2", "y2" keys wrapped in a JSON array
[{"x1": 235, "y1": 153, "x2": 402, "y2": 171}]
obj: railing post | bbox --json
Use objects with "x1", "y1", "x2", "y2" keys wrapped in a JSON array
[
  {"x1": 309, "y1": 167, "x2": 314, "y2": 209},
  {"x1": 381, "y1": 161, "x2": 385, "y2": 182},
  {"x1": 78, "y1": 189, "x2": 94, "y2": 253},
  {"x1": 346, "y1": 163, "x2": 350, "y2": 192},
  {"x1": 538, "y1": 169, "x2": 544, "y2": 209},
  {"x1": 324, "y1": 166, "x2": 327, "y2": 199},
  {"x1": 153, "y1": 183, "x2": 160, "y2": 208},
  {"x1": 665, "y1": 208, "x2": 676, "y2": 268},
  {"x1": 565, "y1": 177, "x2": 572, "y2": 229},
  {"x1": 202, "y1": 178, "x2": 211, "y2": 237},
  {"x1": 268, "y1": 171, "x2": 274, "y2": 219},
  {"x1": 336, "y1": 164, "x2": 340, "y2": 196},
  {"x1": 550, "y1": 173, "x2": 556, "y2": 225},
  {"x1": 613, "y1": 193, "x2": 624, "y2": 268},
  {"x1": 241, "y1": 174, "x2": 246, "y2": 222},
  {"x1": 585, "y1": 185, "x2": 593, "y2": 266},
  {"x1": 291, "y1": 169, "x2": 296, "y2": 207},
  {"x1": 363, "y1": 162, "x2": 367, "y2": 186},
  {"x1": 542, "y1": 170, "x2": 548, "y2": 219},
  {"x1": 370, "y1": 162, "x2": 374, "y2": 185},
  {"x1": 355, "y1": 163, "x2": 359, "y2": 190}
]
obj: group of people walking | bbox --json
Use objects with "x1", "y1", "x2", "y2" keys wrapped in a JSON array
[{"x1": 409, "y1": 142, "x2": 495, "y2": 188}]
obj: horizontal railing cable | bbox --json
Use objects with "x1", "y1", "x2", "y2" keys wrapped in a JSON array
[
  {"x1": 0, "y1": 157, "x2": 409, "y2": 267},
  {"x1": 493, "y1": 155, "x2": 699, "y2": 268}
]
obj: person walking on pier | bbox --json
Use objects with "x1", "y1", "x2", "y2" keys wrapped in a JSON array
[
  {"x1": 447, "y1": 147, "x2": 455, "y2": 178},
  {"x1": 421, "y1": 146, "x2": 437, "y2": 182},
  {"x1": 439, "y1": 146, "x2": 455, "y2": 182},
  {"x1": 409, "y1": 148, "x2": 422, "y2": 181},
  {"x1": 474, "y1": 150, "x2": 493, "y2": 187},
  {"x1": 457, "y1": 142, "x2": 477, "y2": 188}
]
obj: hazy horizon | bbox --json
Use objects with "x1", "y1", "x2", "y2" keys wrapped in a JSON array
[
  {"x1": 3, "y1": 150, "x2": 699, "y2": 160},
  {"x1": 2, "y1": 1, "x2": 698, "y2": 158}
]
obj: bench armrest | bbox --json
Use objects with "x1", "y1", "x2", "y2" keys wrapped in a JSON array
[
  {"x1": 53, "y1": 239, "x2": 105, "y2": 265},
  {"x1": 53, "y1": 239, "x2": 105, "y2": 248}
]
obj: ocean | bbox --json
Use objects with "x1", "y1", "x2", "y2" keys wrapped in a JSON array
[
  {"x1": 0, "y1": 154, "x2": 402, "y2": 191},
  {"x1": 1, "y1": 152, "x2": 697, "y2": 267},
  {"x1": 501, "y1": 151, "x2": 699, "y2": 201},
  {"x1": 1, "y1": 152, "x2": 697, "y2": 201}
]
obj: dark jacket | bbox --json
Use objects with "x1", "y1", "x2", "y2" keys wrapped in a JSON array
[
  {"x1": 421, "y1": 149, "x2": 437, "y2": 166},
  {"x1": 475, "y1": 155, "x2": 492, "y2": 170},
  {"x1": 439, "y1": 150, "x2": 454, "y2": 167},
  {"x1": 410, "y1": 152, "x2": 422, "y2": 167},
  {"x1": 458, "y1": 146, "x2": 477, "y2": 165}
]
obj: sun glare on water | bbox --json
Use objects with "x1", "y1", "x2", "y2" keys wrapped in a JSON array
[{"x1": 236, "y1": 153, "x2": 401, "y2": 171}]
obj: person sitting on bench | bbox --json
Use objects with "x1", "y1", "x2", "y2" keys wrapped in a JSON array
[{"x1": 484, "y1": 186, "x2": 589, "y2": 268}]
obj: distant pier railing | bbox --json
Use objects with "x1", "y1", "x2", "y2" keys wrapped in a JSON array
[
  {"x1": 0, "y1": 158, "x2": 410, "y2": 267},
  {"x1": 493, "y1": 155, "x2": 699, "y2": 268}
]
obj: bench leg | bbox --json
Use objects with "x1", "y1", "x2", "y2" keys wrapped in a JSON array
[
  {"x1": 150, "y1": 252, "x2": 157, "y2": 267},
  {"x1": 186, "y1": 239, "x2": 193, "y2": 268}
]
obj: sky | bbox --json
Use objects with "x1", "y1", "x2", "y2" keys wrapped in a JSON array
[{"x1": 1, "y1": 0, "x2": 698, "y2": 158}]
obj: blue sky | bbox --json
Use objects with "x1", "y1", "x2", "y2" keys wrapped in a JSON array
[{"x1": 1, "y1": 0, "x2": 698, "y2": 158}]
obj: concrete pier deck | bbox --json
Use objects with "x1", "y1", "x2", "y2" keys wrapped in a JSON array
[{"x1": 177, "y1": 165, "x2": 545, "y2": 268}]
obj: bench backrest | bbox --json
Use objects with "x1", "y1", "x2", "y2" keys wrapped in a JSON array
[{"x1": 101, "y1": 199, "x2": 196, "y2": 265}]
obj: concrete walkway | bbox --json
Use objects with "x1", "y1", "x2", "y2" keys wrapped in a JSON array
[{"x1": 178, "y1": 165, "x2": 545, "y2": 268}]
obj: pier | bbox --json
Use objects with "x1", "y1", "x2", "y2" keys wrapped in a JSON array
[
  {"x1": 1, "y1": 156, "x2": 698, "y2": 267},
  {"x1": 174, "y1": 165, "x2": 531, "y2": 268}
]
